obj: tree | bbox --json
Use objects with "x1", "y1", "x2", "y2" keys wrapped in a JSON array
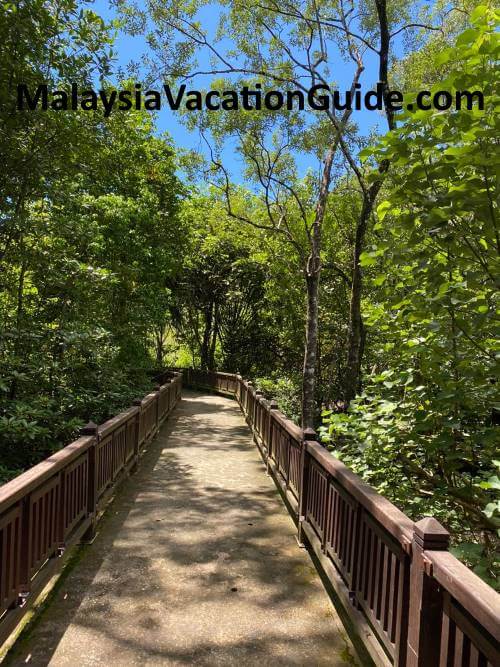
[
  {"x1": 120, "y1": 0, "x2": 446, "y2": 425},
  {"x1": 173, "y1": 195, "x2": 272, "y2": 374},
  {"x1": 0, "y1": 0, "x2": 186, "y2": 478},
  {"x1": 321, "y1": 7, "x2": 499, "y2": 583},
  {"x1": 0, "y1": 0, "x2": 114, "y2": 260}
]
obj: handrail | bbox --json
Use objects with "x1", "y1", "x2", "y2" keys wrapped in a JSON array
[
  {"x1": 139, "y1": 391, "x2": 158, "y2": 406},
  {"x1": 306, "y1": 441, "x2": 415, "y2": 547},
  {"x1": 260, "y1": 401, "x2": 302, "y2": 441},
  {"x1": 0, "y1": 436, "x2": 95, "y2": 514},
  {"x1": 1, "y1": 368, "x2": 497, "y2": 665},
  {"x1": 425, "y1": 550, "x2": 499, "y2": 642},
  {"x1": 98, "y1": 405, "x2": 140, "y2": 439},
  {"x1": 182, "y1": 368, "x2": 500, "y2": 667},
  {"x1": 0, "y1": 373, "x2": 182, "y2": 646}
]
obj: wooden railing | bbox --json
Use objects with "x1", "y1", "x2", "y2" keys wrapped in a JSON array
[
  {"x1": 183, "y1": 369, "x2": 500, "y2": 667},
  {"x1": 0, "y1": 373, "x2": 182, "y2": 645}
]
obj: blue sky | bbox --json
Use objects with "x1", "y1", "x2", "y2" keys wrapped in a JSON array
[{"x1": 92, "y1": 0, "x2": 397, "y2": 181}]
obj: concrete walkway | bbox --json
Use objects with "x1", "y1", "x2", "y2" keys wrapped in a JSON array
[{"x1": 7, "y1": 392, "x2": 357, "y2": 666}]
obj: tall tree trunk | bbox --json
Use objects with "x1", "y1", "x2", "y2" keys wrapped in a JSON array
[
  {"x1": 208, "y1": 303, "x2": 218, "y2": 370},
  {"x1": 345, "y1": 226, "x2": 364, "y2": 399},
  {"x1": 301, "y1": 145, "x2": 337, "y2": 429},
  {"x1": 344, "y1": 185, "x2": 381, "y2": 402},
  {"x1": 302, "y1": 271, "x2": 320, "y2": 429},
  {"x1": 344, "y1": 0, "x2": 394, "y2": 403},
  {"x1": 9, "y1": 255, "x2": 26, "y2": 400},
  {"x1": 155, "y1": 325, "x2": 165, "y2": 366},
  {"x1": 200, "y1": 303, "x2": 213, "y2": 369},
  {"x1": 301, "y1": 58, "x2": 364, "y2": 425}
]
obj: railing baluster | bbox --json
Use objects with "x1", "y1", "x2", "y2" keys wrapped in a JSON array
[
  {"x1": 81, "y1": 422, "x2": 99, "y2": 542},
  {"x1": 0, "y1": 375, "x2": 183, "y2": 646},
  {"x1": 5, "y1": 369, "x2": 499, "y2": 665}
]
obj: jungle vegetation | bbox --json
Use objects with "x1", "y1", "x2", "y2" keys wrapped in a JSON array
[{"x1": 0, "y1": 0, "x2": 498, "y2": 585}]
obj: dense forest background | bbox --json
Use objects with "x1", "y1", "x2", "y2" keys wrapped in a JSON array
[{"x1": 0, "y1": 0, "x2": 498, "y2": 586}]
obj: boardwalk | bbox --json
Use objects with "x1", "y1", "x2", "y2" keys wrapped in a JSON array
[{"x1": 7, "y1": 392, "x2": 357, "y2": 666}]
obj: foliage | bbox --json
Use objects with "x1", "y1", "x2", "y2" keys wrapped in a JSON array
[
  {"x1": 0, "y1": 0, "x2": 497, "y2": 586},
  {"x1": 0, "y1": 3, "x2": 185, "y2": 480},
  {"x1": 320, "y1": 8, "x2": 499, "y2": 582},
  {"x1": 172, "y1": 194, "x2": 275, "y2": 374},
  {"x1": 255, "y1": 375, "x2": 302, "y2": 424}
]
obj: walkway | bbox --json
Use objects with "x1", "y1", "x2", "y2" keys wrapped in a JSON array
[{"x1": 6, "y1": 392, "x2": 357, "y2": 666}]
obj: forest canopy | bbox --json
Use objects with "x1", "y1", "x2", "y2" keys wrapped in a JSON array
[{"x1": 0, "y1": 0, "x2": 498, "y2": 586}]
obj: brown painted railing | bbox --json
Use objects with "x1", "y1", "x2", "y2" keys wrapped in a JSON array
[
  {"x1": 183, "y1": 369, "x2": 500, "y2": 667},
  {"x1": 0, "y1": 373, "x2": 182, "y2": 645}
]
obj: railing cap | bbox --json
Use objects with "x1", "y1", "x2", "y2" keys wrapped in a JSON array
[
  {"x1": 414, "y1": 517, "x2": 450, "y2": 550},
  {"x1": 269, "y1": 399, "x2": 279, "y2": 410},
  {"x1": 303, "y1": 427, "x2": 317, "y2": 441},
  {"x1": 80, "y1": 421, "x2": 98, "y2": 435}
]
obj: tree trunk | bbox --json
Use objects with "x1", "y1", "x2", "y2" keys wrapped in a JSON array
[
  {"x1": 302, "y1": 272, "x2": 320, "y2": 429},
  {"x1": 344, "y1": 269, "x2": 363, "y2": 400},
  {"x1": 155, "y1": 325, "x2": 165, "y2": 366},
  {"x1": 301, "y1": 145, "x2": 337, "y2": 429},
  {"x1": 343, "y1": 0, "x2": 393, "y2": 403},
  {"x1": 200, "y1": 303, "x2": 213, "y2": 369},
  {"x1": 344, "y1": 186, "x2": 380, "y2": 402},
  {"x1": 9, "y1": 255, "x2": 26, "y2": 400},
  {"x1": 208, "y1": 303, "x2": 218, "y2": 370}
]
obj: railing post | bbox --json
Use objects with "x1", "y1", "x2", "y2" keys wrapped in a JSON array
[
  {"x1": 133, "y1": 398, "x2": 143, "y2": 453},
  {"x1": 245, "y1": 380, "x2": 250, "y2": 413},
  {"x1": 164, "y1": 377, "x2": 172, "y2": 414},
  {"x1": 131, "y1": 399, "x2": 142, "y2": 468},
  {"x1": 246, "y1": 381, "x2": 253, "y2": 423},
  {"x1": 255, "y1": 390, "x2": 263, "y2": 438},
  {"x1": 266, "y1": 400, "x2": 279, "y2": 472},
  {"x1": 19, "y1": 496, "x2": 31, "y2": 603},
  {"x1": 407, "y1": 517, "x2": 450, "y2": 667},
  {"x1": 171, "y1": 378, "x2": 175, "y2": 409},
  {"x1": 252, "y1": 385, "x2": 259, "y2": 428},
  {"x1": 297, "y1": 427, "x2": 315, "y2": 546},
  {"x1": 153, "y1": 384, "x2": 161, "y2": 433},
  {"x1": 80, "y1": 421, "x2": 99, "y2": 542},
  {"x1": 57, "y1": 468, "x2": 66, "y2": 556},
  {"x1": 241, "y1": 379, "x2": 247, "y2": 412}
]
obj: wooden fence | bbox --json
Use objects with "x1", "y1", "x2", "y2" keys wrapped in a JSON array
[
  {"x1": 0, "y1": 373, "x2": 182, "y2": 646},
  {"x1": 183, "y1": 369, "x2": 500, "y2": 667}
]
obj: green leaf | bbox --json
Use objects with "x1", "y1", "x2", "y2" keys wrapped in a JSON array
[
  {"x1": 377, "y1": 200, "x2": 391, "y2": 222},
  {"x1": 479, "y1": 476, "x2": 500, "y2": 490}
]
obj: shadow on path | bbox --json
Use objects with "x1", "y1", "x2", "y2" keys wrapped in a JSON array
[{"x1": 5, "y1": 391, "x2": 357, "y2": 666}]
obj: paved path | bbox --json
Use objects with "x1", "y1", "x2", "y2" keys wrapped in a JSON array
[{"x1": 7, "y1": 392, "x2": 357, "y2": 666}]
